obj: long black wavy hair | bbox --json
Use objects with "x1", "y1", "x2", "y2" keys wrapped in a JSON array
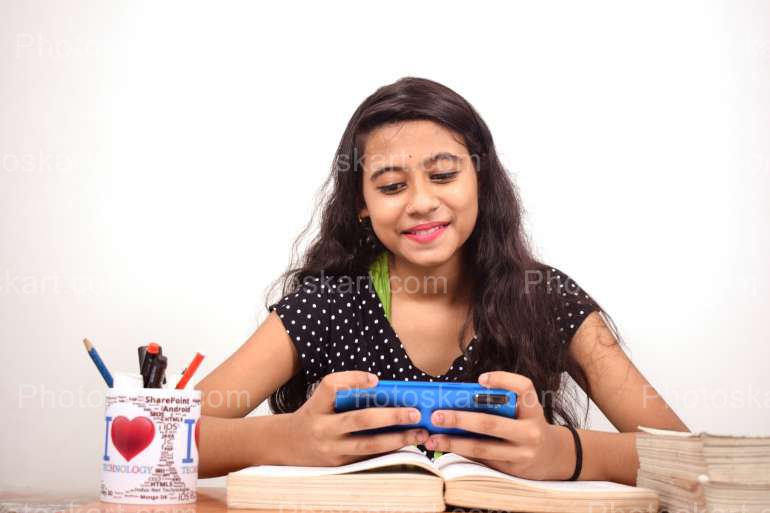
[{"x1": 265, "y1": 76, "x2": 624, "y2": 428}]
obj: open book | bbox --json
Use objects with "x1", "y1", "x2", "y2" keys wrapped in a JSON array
[{"x1": 227, "y1": 445, "x2": 659, "y2": 513}]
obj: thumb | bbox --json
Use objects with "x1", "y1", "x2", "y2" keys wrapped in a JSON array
[
  {"x1": 478, "y1": 371, "x2": 544, "y2": 420},
  {"x1": 308, "y1": 370, "x2": 378, "y2": 415}
]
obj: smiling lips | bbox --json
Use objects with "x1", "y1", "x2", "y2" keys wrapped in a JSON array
[{"x1": 402, "y1": 222, "x2": 450, "y2": 243}]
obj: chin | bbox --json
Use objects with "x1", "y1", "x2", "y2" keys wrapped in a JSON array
[{"x1": 398, "y1": 243, "x2": 457, "y2": 269}]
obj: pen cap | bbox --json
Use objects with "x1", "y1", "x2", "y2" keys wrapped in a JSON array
[{"x1": 146, "y1": 354, "x2": 168, "y2": 388}]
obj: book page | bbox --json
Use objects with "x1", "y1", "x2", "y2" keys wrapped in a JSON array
[
  {"x1": 231, "y1": 445, "x2": 441, "y2": 478},
  {"x1": 638, "y1": 426, "x2": 698, "y2": 437},
  {"x1": 434, "y1": 452, "x2": 640, "y2": 492},
  {"x1": 639, "y1": 425, "x2": 770, "y2": 439}
]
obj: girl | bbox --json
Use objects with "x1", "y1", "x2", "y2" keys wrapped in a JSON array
[{"x1": 196, "y1": 77, "x2": 688, "y2": 485}]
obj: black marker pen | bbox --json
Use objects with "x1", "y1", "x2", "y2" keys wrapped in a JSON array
[
  {"x1": 141, "y1": 343, "x2": 161, "y2": 387},
  {"x1": 146, "y1": 354, "x2": 167, "y2": 389}
]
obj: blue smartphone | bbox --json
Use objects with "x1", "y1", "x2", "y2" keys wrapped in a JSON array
[{"x1": 334, "y1": 380, "x2": 517, "y2": 439}]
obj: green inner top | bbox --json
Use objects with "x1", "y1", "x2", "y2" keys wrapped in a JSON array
[
  {"x1": 368, "y1": 251, "x2": 392, "y2": 322},
  {"x1": 369, "y1": 250, "x2": 444, "y2": 457}
]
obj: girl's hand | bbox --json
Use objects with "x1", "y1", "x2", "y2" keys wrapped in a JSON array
[
  {"x1": 424, "y1": 371, "x2": 573, "y2": 481},
  {"x1": 285, "y1": 371, "x2": 429, "y2": 467}
]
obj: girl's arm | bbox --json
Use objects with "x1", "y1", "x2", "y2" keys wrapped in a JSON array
[
  {"x1": 196, "y1": 309, "x2": 434, "y2": 477},
  {"x1": 563, "y1": 311, "x2": 689, "y2": 484},
  {"x1": 423, "y1": 310, "x2": 688, "y2": 485},
  {"x1": 196, "y1": 411, "x2": 294, "y2": 477},
  {"x1": 195, "y1": 310, "x2": 300, "y2": 477}
]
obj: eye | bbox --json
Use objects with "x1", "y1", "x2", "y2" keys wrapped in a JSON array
[
  {"x1": 377, "y1": 183, "x2": 406, "y2": 194},
  {"x1": 375, "y1": 171, "x2": 458, "y2": 195},
  {"x1": 431, "y1": 171, "x2": 459, "y2": 181}
]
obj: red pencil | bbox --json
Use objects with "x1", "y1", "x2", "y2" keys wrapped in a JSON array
[{"x1": 175, "y1": 352, "x2": 205, "y2": 389}]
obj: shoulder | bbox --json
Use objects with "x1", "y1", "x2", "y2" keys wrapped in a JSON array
[
  {"x1": 266, "y1": 272, "x2": 367, "y2": 382},
  {"x1": 268, "y1": 272, "x2": 372, "y2": 315},
  {"x1": 266, "y1": 271, "x2": 376, "y2": 383},
  {"x1": 535, "y1": 264, "x2": 603, "y2": 346}
]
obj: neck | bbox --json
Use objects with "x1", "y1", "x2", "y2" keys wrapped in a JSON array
[{"x1": 388, "y1": 250, "x2": 471, "y2": 306}]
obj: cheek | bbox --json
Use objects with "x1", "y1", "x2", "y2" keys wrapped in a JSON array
[
  {"x1": 447, "y1": 178, "x2": 478, "y2": 213},
  {"x1": 447, "y1": 180, "x2": 478, "y2": 233},
  {"x1": 457, "y1": 200, "x2": 478, "y2": 234},
  {"x1": 366, "y1": 197, "x2": 405, "y2": 235},
  {"x1": 363, "y1": 185, "x2": 394, "y2": 216}
]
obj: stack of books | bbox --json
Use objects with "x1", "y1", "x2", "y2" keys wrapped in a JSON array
[
  {"x1": 636, "y1": 426, "x2": 770, "y2": 513},
  {"x1": 227, "y1": 445, "x2": 660, "y2": 513}
]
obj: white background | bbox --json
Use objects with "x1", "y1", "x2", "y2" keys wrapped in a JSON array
[{"x1": 1, "y1": 0, "x2": 768, "y2": 493}]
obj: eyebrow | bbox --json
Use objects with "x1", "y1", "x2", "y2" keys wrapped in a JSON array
[{"x1": 369, "y1": 152, "x2": 461, "y2": 181}]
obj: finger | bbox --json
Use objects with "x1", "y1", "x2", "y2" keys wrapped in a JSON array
[
  {"x1": 339, "y1": 428, "x2": 429, "y2": 456},
  {"x1": 478, "y1": 371, "x2": 543, "y2": 419},
  {"x1": 430, "y1": 410, "x2": 511, "y2": 439},
  {"x1": 426, "y1": 435, "x2": 534, "y2": 463},
  {"x1": 337, "y1": 407, "x2": 421, "y2": 435},
  {"x1": 308, "y1": 371, "x2": 378, "y2": 415},
  {"x1": 431, "y1": 410, "x2": 537, "y2": 443}
]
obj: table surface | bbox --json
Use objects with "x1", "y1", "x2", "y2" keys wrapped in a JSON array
[
  {"x1": 0, "y1": 488, "x2": 465, "y2": 513},
  {"x1": 0, "y1": 488, "x2": 234, "y2": 513}
]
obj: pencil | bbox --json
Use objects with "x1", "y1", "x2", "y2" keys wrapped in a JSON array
[
  {"x1": 83, "y1": 338, "x2": 114, "y2": 387},
  {"x1": 175, "y1": 352, "x2": 205, "y2": 389}
]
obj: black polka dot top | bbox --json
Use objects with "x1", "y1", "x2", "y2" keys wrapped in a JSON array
[{"x1": 268, "y1": 266, "x2": 601, "y2": 395}]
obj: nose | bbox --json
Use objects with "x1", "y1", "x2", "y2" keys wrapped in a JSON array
[{"x1": 405, "y1": 175, "x2": 440, "y2": 216}]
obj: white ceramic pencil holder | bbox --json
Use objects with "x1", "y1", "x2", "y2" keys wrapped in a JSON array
[{"x1": 100, "y1": 387, "x2": 202, "y2": 504}]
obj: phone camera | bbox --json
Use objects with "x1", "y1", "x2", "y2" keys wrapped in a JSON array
[{"x1": 473, "y1": 393, "x2": 507, "y2": 405}]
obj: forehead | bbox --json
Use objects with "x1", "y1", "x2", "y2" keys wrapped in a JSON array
[{"x1": 362, "y1": 120, "x2": 467, "y2": 168}]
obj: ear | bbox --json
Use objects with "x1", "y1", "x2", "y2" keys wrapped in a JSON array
[{"x1": 358, "y1": 206, "x2": 369, "y2": 219}]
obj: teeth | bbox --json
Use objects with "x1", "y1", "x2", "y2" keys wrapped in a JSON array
[{"x1": 409, "y1": 225, "x2": 445, "y2": 236}]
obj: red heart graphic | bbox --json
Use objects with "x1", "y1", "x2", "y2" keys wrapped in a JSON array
[
  {"x1": 111, "y1": 416, "x2": 155, "y2": 462},
  {"x1": 194, "y1": 419, "x2": 200, "y2": 450}
]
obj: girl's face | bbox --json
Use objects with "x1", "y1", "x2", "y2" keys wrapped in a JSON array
[{"x1": 359, "y1": 119, "x2": 479, "y2": 269}]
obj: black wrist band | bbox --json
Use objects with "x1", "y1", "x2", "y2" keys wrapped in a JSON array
[{"x1": 563, "y1": 424, "x2": 582, "y2": 481}]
